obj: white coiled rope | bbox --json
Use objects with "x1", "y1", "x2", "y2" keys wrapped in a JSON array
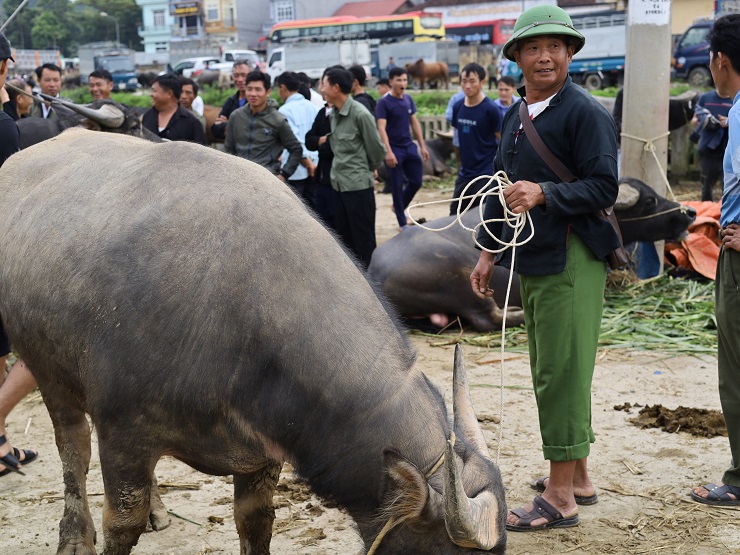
[{"x1": 406, "y1": 171, "x2": 535, "y2": 462}]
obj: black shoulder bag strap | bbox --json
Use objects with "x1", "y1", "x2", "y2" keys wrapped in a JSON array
[{"x1": 517, "y1": 101, "x2": 628, "y2": 270}]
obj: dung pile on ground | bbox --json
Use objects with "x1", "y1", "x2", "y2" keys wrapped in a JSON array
[{"x1": 630, "y1": 404, "x2": 726, "y2": 437}]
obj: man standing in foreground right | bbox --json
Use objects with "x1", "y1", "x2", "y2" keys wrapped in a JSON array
[
  {"x1": 321, "y1": 67, "x2": 385, "y2": 268},
  {"x1": 470, "y1": 5, "x2": 619, "y2": 531},
  {"x1": 692, "y1": 13, "x2": 740, "y2": 507}
]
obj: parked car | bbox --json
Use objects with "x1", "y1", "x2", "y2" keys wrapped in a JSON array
[{"x1": 172, "y1": 57, "x2": 222, "y2": 78}]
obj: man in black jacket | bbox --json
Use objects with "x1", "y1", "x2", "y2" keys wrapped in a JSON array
[
  {"x1": 470, "y1": 5, "x2": 618, "y2": 533},
  {"x1": 349, "y1": 65, "x2": 376, "y2": 116},
  {"x1": 211, "y1": 60, "x2": 250, "y2": 140},
  {"x1": 142, "y1": 74, "x2": 208, "y2": 145}
]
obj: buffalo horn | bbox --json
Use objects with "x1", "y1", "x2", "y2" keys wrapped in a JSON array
[
  {"x1": 452, "y1": 344, "x2": 491, "y2": 458},
  {"x1": 615, "y1": 183, "x2": 640, "y2": 210},
  {"x1": 443, "y1": 440, "x2": 500, "y2": 549},
  {"x1": 53, "y1": 100, "x2": 126, "y2": 128}
]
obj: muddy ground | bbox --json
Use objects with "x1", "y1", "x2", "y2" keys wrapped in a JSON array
[{"x1": 2, "y1": 187, "x2": 739, "y2": 555}]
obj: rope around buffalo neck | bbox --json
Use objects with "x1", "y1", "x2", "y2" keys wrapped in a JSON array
[
  {"x1": 406, "y1": 171, "x2": 535, "y2": 463},
  {"x1": 365, "y1": 433, "x2": 456, "y2": 555},
  {"x1": 620, "y1": 131, "x2": 676, "y2": 201}
]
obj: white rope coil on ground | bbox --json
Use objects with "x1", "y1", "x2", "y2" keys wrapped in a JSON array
[{"x1": 406, "y1": 171, "x2": 535, "y2": 463}]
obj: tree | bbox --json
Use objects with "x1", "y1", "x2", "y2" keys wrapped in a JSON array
[
  {"x1": 31, "y1": 9, "x2": 70, "y2": 50},
  {"x1": 2, "y1": 0, "x2": 36, "y2": 49}
]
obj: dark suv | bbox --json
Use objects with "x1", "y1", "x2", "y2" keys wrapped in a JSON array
[{"x1": 672, "y1": 20, "x2": 713, "y2": 87}]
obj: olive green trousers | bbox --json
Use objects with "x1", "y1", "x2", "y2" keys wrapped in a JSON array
[
  {"x1": 716, "y1": 247, "x2": 740, "y2": 486},
  {"x1": 519, "y1": 233, "x2": 606, "y2": 462}
]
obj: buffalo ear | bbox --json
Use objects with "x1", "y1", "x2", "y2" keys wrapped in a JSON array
[{"x1": 382, "y1": 449, "x2": 431, "y2": 521}]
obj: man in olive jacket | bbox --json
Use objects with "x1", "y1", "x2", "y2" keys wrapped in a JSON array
[
  {"x1": 322, "y1": 67, "x2": 385, "y2": 268},
  {"x1": 225, "y1": 71, "x2": 302, "y2": 180}
]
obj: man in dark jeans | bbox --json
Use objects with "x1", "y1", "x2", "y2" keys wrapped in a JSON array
[{"x1": 694, "y1": 89, "x2": 733, "y2": 201}]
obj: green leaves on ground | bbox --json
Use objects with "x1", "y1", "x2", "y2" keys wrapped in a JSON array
[{"x1": 417, "y1": 274, "x2": 717, "y2": 355}]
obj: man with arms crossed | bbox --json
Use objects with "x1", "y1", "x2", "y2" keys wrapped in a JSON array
[
  {"x1": 470, "y1": 5, "x2": 619, "y2": 531},
  {"x1": 225, "y1": 71, "x2": 302, "y2": 181},
  {"x1": 692, "y1": 14, "x2": 740, "y2": 507}
]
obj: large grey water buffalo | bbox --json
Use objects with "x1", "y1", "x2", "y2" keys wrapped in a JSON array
[
  {"x1": 368, "y1": 178, "x2": 695, "y2": 332},
  {"x1": 0, "y1": 130, "x2": 507, "y2": 555},
  {"x1": 17, "y1": 98, "x2": 159, "y2": 149}
]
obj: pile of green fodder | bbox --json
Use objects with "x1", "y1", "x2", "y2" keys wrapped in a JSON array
[{"x1": 416, "y1": 274, "x2": 717, "y2": 355}]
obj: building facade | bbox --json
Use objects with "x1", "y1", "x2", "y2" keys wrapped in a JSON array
[{"x1": 136, "y1": 0, "x2": 176, "y2": 55}]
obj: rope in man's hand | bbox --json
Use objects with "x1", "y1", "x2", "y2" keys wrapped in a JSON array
[{"x1": 406, "y1": 171, "x2": 536, "y2": 462}]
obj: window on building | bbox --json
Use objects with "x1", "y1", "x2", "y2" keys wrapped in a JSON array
[
  {"x1": 153, "y1": 10, "x2": 165, "y2": 28},
  {"x1": 207, "y1": 5, "x2": 219, "y2": 21},
  {"x1": 273, "y1": 0, "x2": 294, "y2": 23},
  {"x1": 155, "y1": 42, "x2": 168, "y2": 52}
]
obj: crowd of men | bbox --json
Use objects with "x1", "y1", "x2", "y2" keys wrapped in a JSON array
[{"x1": 0, "y1": 53, "x2": 518, "y2": 271}]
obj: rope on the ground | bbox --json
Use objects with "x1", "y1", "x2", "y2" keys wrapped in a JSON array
[
  {"x1": 407, "y1": 171, "x2": 534, "y2": 463},
  {"x1": 621, "y1": 131, "x2": 676, "y2": 201}
]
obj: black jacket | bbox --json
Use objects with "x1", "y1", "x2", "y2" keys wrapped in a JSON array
[
  {"x1": 0, "y1": 111, "x2": 19, "y2": 167},
  {"x1": 305, "y1": 106, "x2": 334, "y2": 186},
  {"x1": 211, "y1": 91, "x2": 246, "y2": 140},
  {"x1": 142, "y1": 105, "x2": 209, "y2": 145},
  {"x1": 477, "y1": 77, "x2": 619, "y2": 276},
  {"x1": 353, "y1": 92, "x2": 376, "y2": 116}
]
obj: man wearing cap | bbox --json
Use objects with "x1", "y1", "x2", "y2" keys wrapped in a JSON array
[{"x1": 470, "y1": 5, "x2": 619, "y2": 531}]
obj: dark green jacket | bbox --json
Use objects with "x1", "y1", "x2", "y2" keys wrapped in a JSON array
[
  {"x1": 225, "y1": 99, "x2": 302, "y2": 176},
  {"x1": 329, "y1": 96, "x2": 386, "y2": 192}
]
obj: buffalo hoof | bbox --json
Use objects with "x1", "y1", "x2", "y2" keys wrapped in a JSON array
[
  {"x1": 149, "y1": 506, "x2": 171, "y2": 531},
  {"x1": 56, "y1": 542, "x2": 97, "y2": 555}
]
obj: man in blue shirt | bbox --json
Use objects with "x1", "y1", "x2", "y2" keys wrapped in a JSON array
[
  {"x1": 277, "y1": 71, "x2": 319, "y2": 207},
  {"x1": 450, "y1": 62, "x2": 502, "y2": 215},
  {"x1": 376, "y1": 67, "x2": 430, "y2": 230},
  {"x1": 692, "y1": 13, "x2": 740, "y2": 508},
  {"x1": 694, "y1": 89, "x2": 733, "y2": 201}
]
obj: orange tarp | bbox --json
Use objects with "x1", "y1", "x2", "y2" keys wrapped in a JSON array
[{"x1": 665, "y1": 201, "x2": 721, "y2": 280}]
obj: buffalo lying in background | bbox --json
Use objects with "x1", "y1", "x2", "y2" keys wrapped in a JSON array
[
  {"x1": 0, "y1": 130, "x2": 507, "y2": 555},
  {"x1": 368, "y1": 178, "x2": 696, "y2": 332},
  {"x1": 406, "y1": 59, "x2": 449, "y2": 90},
  {"x1": 17, "y1": 98, "x2": 160, "y2": 148}
]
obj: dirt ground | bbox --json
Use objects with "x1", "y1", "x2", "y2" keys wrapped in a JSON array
[{"x1": 2, "y1": 187, "x2": 739, "y2": 555}]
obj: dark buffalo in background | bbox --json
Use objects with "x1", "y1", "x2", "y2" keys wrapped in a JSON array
[
  {"x1": 137, "y1": 70, "x2": 158, "y2": 89},
  {"x1": 369, "y1": 178, "x2": 696, "y2": 332},
  {"x1": 17, "y1": 98, "x2": 160, "y2": 148},
  {"x1": 0, "y1": 129, "x2": 507, "y2": 555}
]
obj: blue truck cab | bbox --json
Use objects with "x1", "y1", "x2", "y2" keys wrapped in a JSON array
[
  {"x1": 672, "y1": 20, "x2": 713, "y2": 87},
  {"x1": 96, "y1": 53, "x2": 138, "y2": 92}
]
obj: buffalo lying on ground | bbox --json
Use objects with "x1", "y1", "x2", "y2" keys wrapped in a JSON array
[
  {"x1": 0, "y1": 130, "x2": 507, "y2": 555},
  {"x1": 368, "y1": 178, "x2": 696, "y2": 332},
  {"x1": 406, "y1": 59, "x2": 449, "y2": 90},
  {"x1": 17, "y1": 98, "x2": 160, "y2": 148}
]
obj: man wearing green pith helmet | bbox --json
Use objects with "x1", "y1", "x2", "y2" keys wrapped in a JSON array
[{"x1": 470, "y1": 5, "x2": 620, "y2": 531}]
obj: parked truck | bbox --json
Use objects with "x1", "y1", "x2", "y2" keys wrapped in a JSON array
[
  {"x1": 265, "y1": 40, "x2": 371, "y2": 81},
  {"x1": 568, "y1": 10, "x2": 626, "y2": 90},
  {"x1": 78, "y1": 42, "x2": 138, "y2": 92}
]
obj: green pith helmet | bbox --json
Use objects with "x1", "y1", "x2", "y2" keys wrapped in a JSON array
[{"x1": 502, "y1": 5, "x2": 585, "y2": 61}]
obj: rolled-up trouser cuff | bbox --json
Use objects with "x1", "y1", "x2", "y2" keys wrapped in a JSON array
[{"x1": 542, "y1": 435, "x2": 594, "y2": 462}]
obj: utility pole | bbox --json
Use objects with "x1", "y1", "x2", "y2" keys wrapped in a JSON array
[
  {"x1": 100, "y1": 11, "x2": 121, "y2": 46},
  {"x1": 619, "y1": 0, "x2": 672, "y2": 277}
]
